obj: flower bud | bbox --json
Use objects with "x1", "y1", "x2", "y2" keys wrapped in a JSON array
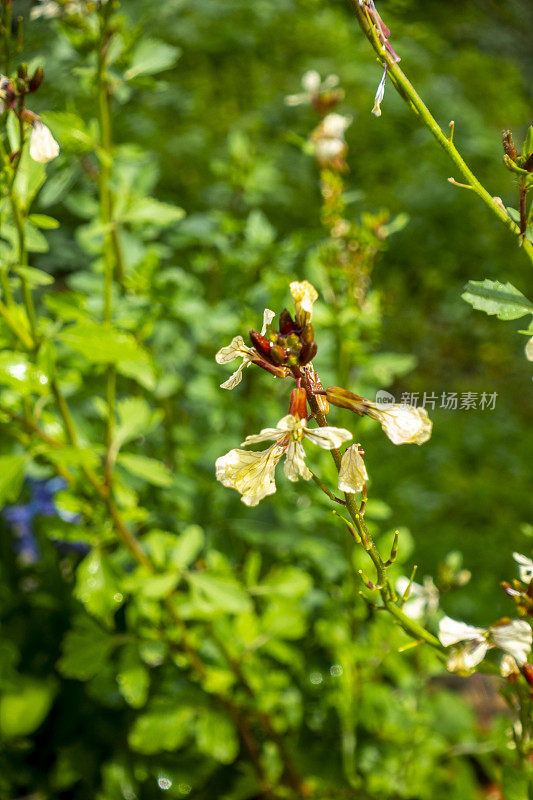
[
  {"x1": 523, "y1": 663, "x2": 533, "y2": 687},
  {"x1": 28, "y1": 66, "x2": 44, "y2": 93},
  {"x1": 270, "y1": 344, "x2": 287, "y2": 365},
  {"x1": 289, "y1": 388, "x2": 307, "y2": 420},
  {"x1": 298, "y1": 341, "x2": 318, "y2": 365},
  {"x1": 249, "y1": 329, "x2": 272, "y2": 362},
  {"x1": 300, "y1": 324, "x2": 315, "y2": 345},
  {"x1": 325, "y1": 386, "x2": 366, "y2": 414},
  {"x1": 502, "y1": 130, "x2": 517, "y2": 161},
  {"x1": 278, "y1": 308, "x2": 296, "y2": 335}
]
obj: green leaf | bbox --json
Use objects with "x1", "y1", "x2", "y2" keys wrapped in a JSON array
[
  {"x1": 502, "y1": 764, "x2": 528, "y2": 800},
  {"x1": 16, "y1": 265, "x2": 54, "y2": 286},
  {"x1": 255, "y1": 566, "x2": 313, "y2": 598},
  {"x1": 128, "y1": 704, "x2": 194, "y2": 754},
  {"x1": 124, "y1": 39, "x2": 181, "y2": 80},
  {"x1": 28, "y1": 213, "x2": 60, "y2": 229},
  {"x1": 114, "y1": 397, "x2": 155, "y2": 450},
  {"x1": 74, "y1": 550, "x2": 124, "y2": 625},
  {"x1": 41, "y1": 111, "x2": 94, "y2": 152},
  {"x1": 57, "y1": 617, "x2": 116, "y2": 680},
  {"x1": 172, "y1": 525, "x2": 204, "y2": 569},
  {"x1": 123, "y1": 197, "x2": 185, "y2": 227},
  {"x1": 0, "y1": 352, "x2": 49, "y2": 394},
  {"x1": 244, "y1": 209, "x2": 275, "y2": 247},
  {"x1": 0, "y1": 454, "x2": 27, "y2": 506},
  {"x1": 461, "y1": 279, "x2": 533, "y2": 320},
  {"x1": 117, "y1": 646, "x2": 150, "y2": 708},
  {"x1": 187, "y1": 573, "x2": 252, "y2": 614},
  {"x1": 195, "y1": 709, "x2": 239, "y2": 764},
  {"x1": 0, "y1": 676, "x2": 57, "y2": 738},
  {"x1": 58, "y1": 321, "x2": 150, "y2": 364},
  {"x1": 118, "y1": 453, "x2": 174, "y2": 487}
]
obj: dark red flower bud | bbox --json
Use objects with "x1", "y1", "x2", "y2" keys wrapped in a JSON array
[
  {"x1": 249, "y1": 329, "x2": 272, "y2": 361},
  {"x1": 270, "y1": 344, "x2": 287, "y2": 365},
  {"x1": 278, "y1": 308, "x2": 296, "y2": 335},
  {"x1": 298, "y1": 341, "x2": 317, "y2": 365},
  {"x1": 28, "y1": 66, "x2": 44, "y2": 93}
]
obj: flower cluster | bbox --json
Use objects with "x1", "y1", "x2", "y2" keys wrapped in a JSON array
[
  {"x1": 311, "y1": 112, "x2": 352, "y2": 170},
  {"x1": 215, "y1": 281, "x2": 433, "y2": 506},
  {"x1": 0, "y1": 71, "x2": 59, "y2": 163}
]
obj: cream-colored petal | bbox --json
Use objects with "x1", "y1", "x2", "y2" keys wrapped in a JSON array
[
  {"x1": 301, "y1": 69, "x2": 321, "y2": 93},
  {"x1": 284, "y1": 440, "x2": 312, "y2": 482},
  {"x1": 215, "y1": 444, "x2": 284, "y2": 506},
  {"x1": 446, "y1": 640, "x2": 489, "y2": 673},
  {"x1": 260, "y1": 308, "x2": 276, "y2": 335},
  {"x1": 500, "y1": 654, "x2": 520, "y2": 677},
  {"x1": 338, "y1": 444, "x2": 367, "y2": 493},
  {"x1": 513, "y1": 552, "x2": 533, "y2": 584},
  {"x1": 220, "y1": 361, "x2": 248, "y2": 390},
  {"x1": 29, "y1": 121, "x2": 60, "y2": 163},
  {"x1": 241, "y1": 426, "x2": 286, "y2": 446},
  {"x1": 304, "y1": 424, "x2": 352, "y2": 450},
  {"x1": 491, "y1": 620, "x2": 532, "y2": 666},
  {"x1": 215, "y1": 336, "x2": 254, "y2": 364},
  {"x1": 275, "y1": 414, "x2": 303, "y2": 433},
  {"x1": 438, "y1": 616, "x2": 485, "y2": 647},
  {"x1": 367, "y1": 403, "x2": 432, "y2": 445}
]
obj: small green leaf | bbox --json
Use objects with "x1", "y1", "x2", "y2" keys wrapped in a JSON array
[
  {"x1": 28, "y1": 213, "x2": 60, "y2": 229},
  {"x1": 74, "y1": 550, "x2": 124, "y2": 625},
  {"x1": 118, "y1": 453, "x2": 174, "y2": 487},
  {"x1": 0, "y1": 454, "x2": 27, "y2": 506},
  {"x1": 123, "y1": 197, "x2": 185, "y2": 227},
  {"x1": 0, "y1": 676, "x2": 57, "y2": 738},
  {"x1": 117, "y1": 646, "x2": 150, "y2": 708},
  {"x1": 461, "y1": 279, "x2": 533, "y2": 320},
  {"x1": 195, "y1": 709, "x2": 239, "y2": 764},
  {"x1": 128, "y1": 704, "x2": 194, "y2": 754},
  {"x1": 172, "y1": 525, "x2": 204, "y2": 569},
  {"x1": 57, "y1": 617, "x2": 116, "y2": 680},
  {"x1": 16, "y1": 265, "x2": 54, "y2": 286},
  {"x1": 187, "y1": 573, "x2": 252, "y2": 614},
  {"x1": 124, "y1": 39, "x2": 181, "y2": 80}
]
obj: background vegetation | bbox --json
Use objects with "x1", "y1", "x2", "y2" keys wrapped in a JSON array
[{"x1": 0, "y1": 0, "x2": 531, "y2": 797}]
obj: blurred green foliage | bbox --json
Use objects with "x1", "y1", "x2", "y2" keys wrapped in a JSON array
[{"x1": 0, "y1": 0, "x2": 531, "y2": 798}]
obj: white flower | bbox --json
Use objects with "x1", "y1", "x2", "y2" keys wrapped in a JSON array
[
  {"x1": 513, "y1": 552, "x2": 533, "y2": 584},
  {"x1": 338, "y1": 444, "x2": 367, "y2": 494},
  {"x1": 216, "y1": 414, "x2": 352, "y2": 505},
  {"x1": 215, "y1": 443, "x2": 285, "y2": 506},
  {"x1": 439, "y1": 615, "x2": 532, "y2": 673},
  {"x1": 215, "y1": 309, "x2": 275, "y2": 389},
  {"x1": 500, "y1": 654, "x2": 520, "y2": 678},
  {"x1": 320, "y1": 112, "x2": 351, "y2": 139},
  {"x1": 371, "y1": 65, "x2": 387, "y2": 117},
  {"x1": 29, "y1": 120, "x2": 60, "y2": 163},
  {"x1": 525, "y1": 336, "x2": 533, "y2": 361},
  {"x1": 30, "y1": 0, "x2": 61, "y2": 19},
  {"x1": 289, "y1": 280, "x2": 318, "y2": 326},
  {"x1": 285, "y1": 71, "x2": 341, "y2": 106},
  {"x1": 396, "y1": 575, "x2": 439, "y2": 620},
  {"x1": 366, "y1": 403, "x2": 432, "y2": 445}
]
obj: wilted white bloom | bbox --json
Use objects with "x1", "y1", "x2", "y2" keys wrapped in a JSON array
[
  {"x1": 338, "y1": 444, "x2": 367, "y2": 494},
  {"x1": 372, "y1": 65, "x2": 387, "y2": 117},
  {"x1": 513, "y1": 552, "x2": 533, "y2": 584},
  {"x1": 500, "y1": 654, "x2": 520, "y2": 678},
  {"x1": 311, "y1": 113, "x2": 352, "y2": 169},
  {"x1": 290, "y1": 280, "x2": 318, "y2": 325},
  {"x1": 29, "y1": 120, "x2": 60, "y2": 163},
  {"x1": 439, "y1": 615, "x2": 532, "y2": 673},
  {"x1": 525, "y1": 336, "x2": 533, "y2": 361},
  {"x1": 216, "y1": 414, "x2": 352, "y2": 505},
  {"x1": 215, "y1": 309, "x2": 275, "y2": 390},
  {"x1": 396, "y1": 575, "x2": 439, "y2": 620},
  {"x1": 366, "y1": 403, "x2": 432, "y2": 445},
  {"x1": 285, "y1": 70, "x2": 341, "y2": 106},
  {"x1": 216, "y1": 443, "x2": 285, "y2": 506}
]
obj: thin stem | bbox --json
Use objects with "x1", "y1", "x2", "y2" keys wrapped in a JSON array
[
  {"x1": 350, "y1": 0, "x2": 533, "y2": 265},
  {"x1": 310, "y1": 470, "x2": 346, "y2": 504},
  {"x1": 303, "y1": 377, "x2": 444, "y2": 653}
]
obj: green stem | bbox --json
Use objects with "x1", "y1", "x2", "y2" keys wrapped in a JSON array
[
  {"x1": 303, "y1": 377, "x2": 444, "y2": 652},
  {"x1": 350, "y1": 0, "x2": 533, "y2": 265}
]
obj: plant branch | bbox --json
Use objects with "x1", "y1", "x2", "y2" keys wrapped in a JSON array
[{"x1": 350, "y1": 0, "x2": 533, "y2": 264}]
